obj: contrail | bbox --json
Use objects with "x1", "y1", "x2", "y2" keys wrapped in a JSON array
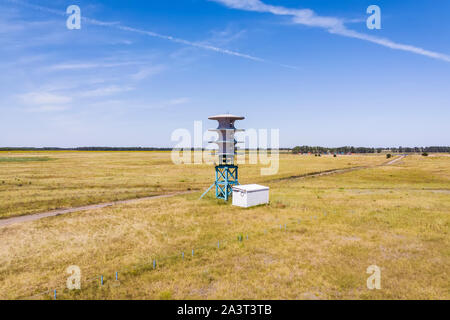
[
  {"x1": 4, "y1": 0, "x2": 298, "y2": 69},
  {"x1": 112, "y1": 25, "x2": 265, "y2": 63},
  {"x1": 212, "y1": 0, "x2": 450, "y2": 63}
]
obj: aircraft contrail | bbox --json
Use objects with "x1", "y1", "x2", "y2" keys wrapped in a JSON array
[
  {"x1": 211, "y1": 0, "x2": 450, "y2": 63},
  {"x1": 4, "y1": 0, "x2": 299, "y2": 69}
]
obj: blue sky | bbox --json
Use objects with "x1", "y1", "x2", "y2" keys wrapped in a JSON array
[{"x1": 0, "y1": 0, "x2": 449, "y2": 148}]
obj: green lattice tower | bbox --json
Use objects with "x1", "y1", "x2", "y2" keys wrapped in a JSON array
[
  {"x1": 215, "y1": 165, "x2": 239, "y2": 201},
  {"x1": 200, "y1": 114, "x2": 245, "y2": 201}
]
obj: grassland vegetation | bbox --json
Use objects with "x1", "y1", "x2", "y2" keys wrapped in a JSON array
[
  {"x1": 0, "y1": 153, "x2": 448, "y2": 299},
  {"x1": 0, "y1": 151, "x2": 385, "y2": 218}
]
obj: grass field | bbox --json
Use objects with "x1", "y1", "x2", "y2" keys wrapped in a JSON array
[
  {"x1": 0, "y1": 152, "x2": 448, "y2": 300},
  {"x1": 0, "y1": 151, "x2": 385, "y2": 219}
]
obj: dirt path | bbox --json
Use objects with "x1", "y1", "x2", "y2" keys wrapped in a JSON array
[
  {"x1": 0, "y1": 155, "x2": 405, "y2": 228},
  {"x1": 272, "y1": 155, "x2": 406, "y2": 183},
  {"x1": 385, "y1": 155, "x2": 406, "y2": 165},
  {"x1": 0, "y1": 191, "x2": 195, "y2": 228}
]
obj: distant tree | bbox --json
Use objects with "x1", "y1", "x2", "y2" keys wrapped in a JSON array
[
  {"x1": 386, "y1": 154, "x2": 392, "y2": 159},
  {"x1": 422, "y1": 152, "x2": 429, "y2": 157},
  {"x1": 292, "y1": 146, "x2": 301, "y2": 154}
]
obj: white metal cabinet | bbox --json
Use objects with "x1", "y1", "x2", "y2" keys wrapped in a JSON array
[{"x1": 232, "y1": 184, "x2": 269, "y2": 208}]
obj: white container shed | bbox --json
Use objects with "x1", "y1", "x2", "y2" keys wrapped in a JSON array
[{"x1": 232, "y1": 184, "x2": 270, "y2": 208}]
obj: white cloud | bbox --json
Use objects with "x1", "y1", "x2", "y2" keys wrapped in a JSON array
[
  {"x1": 131, "y1": 65, "x2": 166, "y2": 81},
  {"x1": 18, "y1": 91, "x2": 72, "y2": 105},
  {"x1": 9, "y1": 0, "x2": 448, "y2": 69},
  {"x1": 122, "y1": 97, "x2": 191, "y2": 110},
  {"x1": 206, "y1": 25, "x2": 248, "y2": 46},
  {"x1": 165, "y1": 97, "x2": 190, "y2": 106},
  {"x1": 76, "y1": 97, "x2": 191, "y2": 111},
  {"x1": 79, "y1": 85, "x2": 135, "y2": 98},
  {"x1": 47, "y1": 61, "x2": 141, "y2": 71},
  {"x1": 114, "y1": 25, "x2": 266, "y2": 63},
  {"x1": 0, "y1": 21, "x2": 24, "y2": 33},
  {"x1": 26, "y1": 105, "x2": 69, "y2": 113},
  {"x1": 211, "y1": 0, "x2": 450, "y2": 63},
  {"x1": 110, "y1": 39, "x2": 134, "y2": 45},
  {"x1": 7, "y1": 0, "x2": 270, "y2": 64},
  {"x1": 17, "y1": 85, "x2": 134, "y2": 111}
]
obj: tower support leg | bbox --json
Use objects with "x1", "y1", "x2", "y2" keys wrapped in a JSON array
[
  {"x1": 200, "y1": 165, "x2": 240, "y2": 201},
  {"x1": 215, "y1": 165, "x2": 239, "y2": 201}
]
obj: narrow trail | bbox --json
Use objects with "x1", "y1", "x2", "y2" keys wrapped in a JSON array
[
  {"x1": 0, "y1": 155, "x2": 405, "y2": 228},
  {"x1": 271, "y1": 155, "x2": 406, "y2": 183},
  {"x1": 0, "y1": 191, "x2": 195, "y2": 228},
  {"x1": 385, "y1": 155, "x2": 406, "y2": 165}
]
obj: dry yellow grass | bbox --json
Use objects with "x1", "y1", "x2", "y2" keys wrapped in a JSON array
[
  {"x1": 0, "y1": 151, "x2": 384, "y2": 218},
  {"x1": 0, "y1": 153, "x2": 448, "y2": 300}
]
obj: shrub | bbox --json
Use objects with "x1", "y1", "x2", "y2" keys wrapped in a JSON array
[
  {"x1": 422, "y1": 152, "x2": 429, "y2": 157},
  {"x1": 386, "y1": 154, "x2": 392, "y2": 159}
]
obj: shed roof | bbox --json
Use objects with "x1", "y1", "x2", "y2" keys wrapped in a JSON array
[{"x1": 232, "y1": 184, "x2": 269, "y2": 192}]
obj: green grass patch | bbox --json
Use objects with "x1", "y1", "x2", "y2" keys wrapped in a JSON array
[{"x1": 0, "y1": 157, "x2": 55, "y2": 163}]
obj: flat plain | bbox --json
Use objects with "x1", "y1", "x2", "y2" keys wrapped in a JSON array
[{"x1": 0, "y1": 152, "x2": 448, "y2": 299}]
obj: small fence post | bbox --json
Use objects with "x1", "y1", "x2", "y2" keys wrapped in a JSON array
[
  {"x1": 115, "y1": 272, "x2": 118, "y2": 281},
  {"x1": 54, "y1": 289, "x2": 57, "y2": 300},
  {"x1": 192, "y1": 249, "x2": 194, "y2": 257},
  {"x1": 101, "y1": 275, "x2": 103, "y2": 286},
  {"x1": 153, "y1": 260, "x2": 156, "y2": 269}
]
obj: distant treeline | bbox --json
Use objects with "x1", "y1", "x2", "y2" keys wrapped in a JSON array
[
  {"x1": 292, "y1": 146, "x2": 450, "y2": 154},
  {"x1": 0, "y1": 147, "x2": 173, "y2": 151},
  {"x1": 0, "y1": 147, "x2": 292, "y2": 151},
  {"x1": 1, "y1": 146, "x2": 449, "y2": 153}
]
